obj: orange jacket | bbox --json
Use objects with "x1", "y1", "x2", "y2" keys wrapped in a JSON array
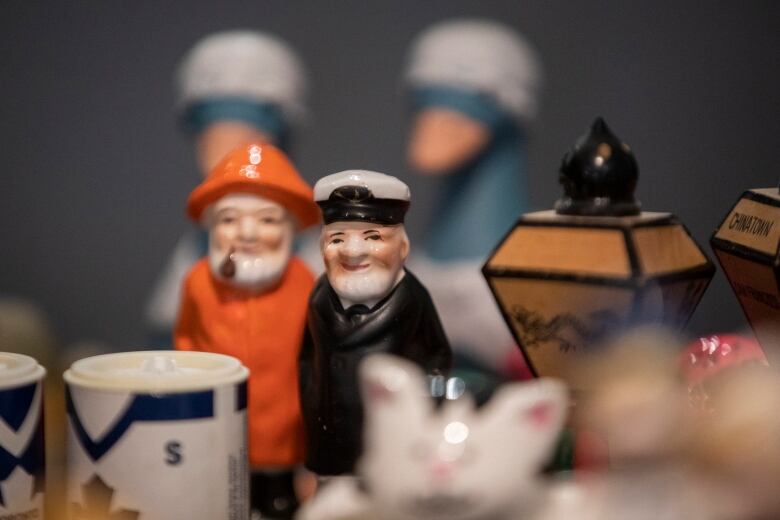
[{"x1": 175, "y1": 257, "x2": 314, "y2": 467}]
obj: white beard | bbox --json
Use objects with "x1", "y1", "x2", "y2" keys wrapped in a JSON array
[
  {"x1": 208, "y1": 245, "x2": 291, "y2": 292},
  {"x1": 330, "y1": 269, "x2": 402, "y2": 308}
]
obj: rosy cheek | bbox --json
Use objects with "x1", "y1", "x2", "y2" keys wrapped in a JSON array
[
  {"x1": 369, "y1": 244, "x2": 393, "y2": 267},
  {"x1": 258, "y1": 226, "x2": 285, "y2": 248},
  {"x1": 213, "y1": 224, "x2": 237, "y2": 250},
  {"x1": 322, "y1": 248, "x2": 340, "y2": 269}
]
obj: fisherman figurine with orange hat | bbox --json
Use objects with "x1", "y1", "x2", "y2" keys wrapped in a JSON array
[
  {"x1": 175, "y1": 142, "x2": 319, "y2": 519},
  {"x1": 145, "y1": 30, "x2": 309, "y2": 347}
]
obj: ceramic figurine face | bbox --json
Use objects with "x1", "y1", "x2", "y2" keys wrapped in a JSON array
[
  {"x1": 408, "y1": 108, "x2": 490, "y2": 174},
  {"x1": 207, "y1": 193, "x2": 294, "y2": 290},
  {"x1": 321, "y1": 221, "x2": 410, "y2": 306}
]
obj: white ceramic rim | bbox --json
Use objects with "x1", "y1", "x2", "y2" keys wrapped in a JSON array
[
  {"x1": 0, "y1": 352, "x2": 46, "y2": 390},
  {"x1": 63, "y1": 350, "x2": 248, "y2": 392}
]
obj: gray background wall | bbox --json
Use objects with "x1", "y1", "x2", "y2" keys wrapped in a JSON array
[{"x1": 1, "y1": 1, "x2": 777, "y2": 348}]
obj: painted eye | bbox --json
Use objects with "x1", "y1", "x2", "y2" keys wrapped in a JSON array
[
  {"x1": 260, "y1": 217, "x2": 278, "y2": 224},
  {"x1": 331, "y1": 238, "x2": 343, "y2": 245},
  {"x1": 366, "y1": 235, "x2": 381, "y2": 241},
  {"x1": 220, "y1": 217, "x2": 236, "y2": 225}
]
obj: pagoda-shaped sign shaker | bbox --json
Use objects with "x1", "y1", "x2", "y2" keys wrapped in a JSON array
[
  {"x1": 483, "y1": 118, "x2": 715, "y2": 381},
  {"x1": 711, "y1": 186, "x2": 780, "y2": 360}
]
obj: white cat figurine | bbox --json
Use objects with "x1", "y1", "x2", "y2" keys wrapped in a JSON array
[{"x1": 297, "y1": 353, "x2": 568, "y2": 520}]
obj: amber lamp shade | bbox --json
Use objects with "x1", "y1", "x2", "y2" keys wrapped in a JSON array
[{"x1": 482, "y1": 119, "x2": 714, "y2": 385}]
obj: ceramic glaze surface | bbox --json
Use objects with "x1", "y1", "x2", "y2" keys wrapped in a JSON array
[{"x1": 298, "y1": 354, "x2": 567, "y2": 520}]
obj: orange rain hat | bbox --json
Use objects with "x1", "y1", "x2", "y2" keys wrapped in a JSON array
[{"x1": 187, "y1": 142, "x2": 319, "y2": 229}]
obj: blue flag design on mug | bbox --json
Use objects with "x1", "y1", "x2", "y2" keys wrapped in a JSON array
[
  {"x1": 66, "y1": 387, "x2": 215, "y2": 462},
  {"x1": 0, "y1": 381, "x2": 45, "y2": 506}
]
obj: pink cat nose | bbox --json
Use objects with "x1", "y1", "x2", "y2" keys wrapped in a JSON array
[{"x1": 429, "y1": 460, "x2": 455, "y2": 482}]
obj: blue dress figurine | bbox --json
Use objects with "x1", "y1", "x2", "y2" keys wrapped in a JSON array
[{"x1": 404, "y1": 19, "x2": 542, "y2": 377}]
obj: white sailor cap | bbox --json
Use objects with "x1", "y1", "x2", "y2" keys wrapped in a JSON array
[
  {"x1": 405, "y1": 19, "x2": 542, "y2": 123},
  {"x1": 314, "y1": 170, "x2": 410, "y2": 225},
  {"x1": 176, "y1": 30, "x2": 308, "y2": 122}
]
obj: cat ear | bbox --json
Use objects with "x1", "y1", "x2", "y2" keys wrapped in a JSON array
[
  {"x1": 359, "y1": 354, "x2": 431, "y2": 421},
  {"x1": 481, "y1": 378, "x2": 569, "y2": 465}
]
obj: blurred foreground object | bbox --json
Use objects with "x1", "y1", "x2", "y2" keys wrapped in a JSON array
[
  {"x1": 483, "y1": 118, "x2": 714, "y2": 384},
  {"x1": 540, "y1": 330, "x2": 717, "y2": 520},
  {"x1": 145, "y1": 30, "x2": 309, "y2": 344},
  {"x1": 571, "y1": 330, "x2": 693, "y2": 465},
  {"x1": 711, "y1": 185, "x2": 780, "y2": 360},
  {"x1": 690, "y1": 362, "x2": 780, "y2": 519},
  {"x1": 405, "y1": 19, "x2": 541, "y2": 372},
  {"x1": 298, "y1": 354, "x2": 567, "y2": 520},
  {"x1": 548, "y1": 329, "x2": 780, "y2": 520},
  {"x1": 681, "y1": 334, "x2": 768, "y2": 412},
  {"x1": 299, "y1": 333, "x2": 780, "y2": 520}
]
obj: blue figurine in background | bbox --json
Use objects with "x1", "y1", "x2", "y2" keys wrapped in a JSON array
[
  {"x1": 145, "y1": 30, "x2": 308, "y2": 344},
  {"x1": 404, "y1": 20, "x2": 542, "y2": 379}
]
